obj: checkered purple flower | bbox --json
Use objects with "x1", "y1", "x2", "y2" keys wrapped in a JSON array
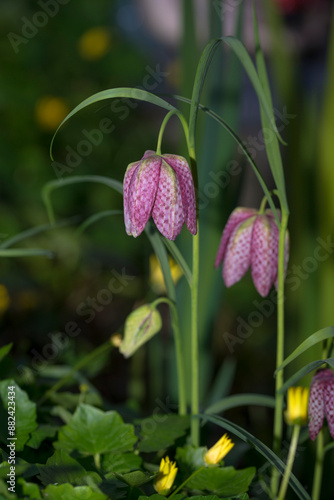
[
  {"x1": 308, "y1": 368, "x2": 334, "y2": 441},
  {"x1": 123, "y1": 150, "x2": 197, "y2": 241},
  {"x1": 214, "y1": 207, "x2": 289, "y2": 297}
]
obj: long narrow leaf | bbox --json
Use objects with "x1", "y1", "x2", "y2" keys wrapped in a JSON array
[
  {"x1": 50, "y1": 88, "x2": 176, "y2": 159},
  {"x1": 145, "y1": 224, "x2": 176, "y2": 302},
  {"x1": 278, "y1": 357, "x2": 334, "y2": 394},
  {"x1": 175, "y1": 95, "x2": 280, "y2": 224},
  {"x1": 201, "y1": 414, "x2": 311, "y2": 500},
  {"x1": 42, "y1": 176, "x2": 123, "y2": 224},
  {"x1": 205, "y1": 394, "x2": 276, "y2": 415},
  {"x1": 252, "y1": 7, "x2": 288, "y2": 212},
  {"x1": 0, "y1": 249, "x2": 53, "y2": 258},
  {"x1": 275, "y1": 326, "x2": 334, "y2": 374},
  {"x1": 162, "y1": 237, "x2": 192, "y2": 287},
  {"x1": 76, "y1": 210, "x2": 123, "y2": 234},
  {"x1": 188, "y1": 37, "x2": 284, "y2": 153},
  {"x1": 0, "y1": 217, "x2": 79, "y2": 249}
]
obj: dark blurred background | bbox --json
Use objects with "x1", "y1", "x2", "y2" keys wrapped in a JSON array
[{"x1": 1, "y1": 0, "x2": 334, "y2": 497}]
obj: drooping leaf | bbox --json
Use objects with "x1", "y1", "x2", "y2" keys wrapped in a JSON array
[
  {"x1": 0, "y1": 380, "x2": 37, "y2": 451},
  {"x1": 120, "y1": 304, "x2": 162, "y2": 358},
  {"x1": 138, "y1": 414, "x2": 189, "y2": 452},
  {"x1": 278, "y1": 358, "x2": 334, "y2": 394},
  {"x1": 54, "y1": 404, "x2": 137, "y2": 455},
  {"x1": 201, "y1": 414, "x2": 311, "y2": 500},
  {"x1": 205, "y1": 393, "x2": 276, "y2": 415},
  {"x1": 275, "y1": 326, "x2": 334, "y2": 374}
]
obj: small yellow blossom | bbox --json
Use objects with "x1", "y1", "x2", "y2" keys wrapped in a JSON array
[
  {"x1": 154, "y1": 456, "x2": 177, "y2": 496},
  {"x1": 79, "y1": 383, "x2": 89, "y2": 394},
  {"x1": 284, "y1": 386, "x2": 309, "y2": 426},
  {"x1": 111, "y1": 333, "x2": 122, "y2": 348},
  {"x1": 78, "y1": 27, "x2": 111, "y2": 60},
  {"x1": 204, "y1": 433, "x2": 234, "y2": 465},
  {"x1": 150, "y1": 254, "x2": 183, "y2": 294},
  {"x1": 0, "y1": 285, "x2": 10, "y2": 315},
  {"x1": 35, "y1": 96, "x2": 69, "y2": 131}
]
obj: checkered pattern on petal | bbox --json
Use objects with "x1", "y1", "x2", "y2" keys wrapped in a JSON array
[
  {"x1": 162, "y1": 154, "x2": 197, "y2": 235},
  {"x1": 251, "y1": 215, "x2": 275, "y2": 297},
  {"x1": 215, "y1": 208, "x2": 257, "y2": 268},
  {"x1": 308, "y1": 371, "x2": 326, "y2": 441},
  {"x1": 323, "y1": 370, "x2": 334, "y2": 439},
  {"x1": 152, "y1": 159, "x2": 185, "y2": 240},
  {"x1": 126, "y1": 154, "x2": 161, "y2": 237},
  {"x1": 123, "y1": 160, "x2": 141, "y2": 235},
  {"x1": 223, "y1": 216, "x2": 255, "y2": 288}
]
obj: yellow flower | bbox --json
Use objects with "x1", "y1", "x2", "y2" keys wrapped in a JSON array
[
  {"x1": 78, "y1": 27, "x2": 111, "y2": 61},
  {"x1": 284, "y1": 386, "x2": 309, "y2": 426},
  {"x1": 110, "y1": 333, "x2": 122, "y2": 348},
  {"x1": 149, "y1": 254, "x2": 183, "y2": 294},
  {"x1": 35, "y1": 96, "x2": 69, "y2": 131},
  {"x1": 204, "y1": 433, "x2": 234, "y2": 466},
  {"x1": 0, "y1": 285, "x2": 10, "y2": 315},
  {"x1": 154, "y1": 456, "x2": 177, "y2": 496}
]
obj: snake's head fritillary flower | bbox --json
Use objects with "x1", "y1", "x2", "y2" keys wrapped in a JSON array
[
  {"x1": 123, "y1": 150, "x2": 197, "y2": 241},
  {"x1": 214, "y1": 207, "x2": 289, "y2": 297},
  {"x1": 284, "y1": 386, "x2": 309, "y2": 426},
  {"x1": 154, "y1": 456, "x2": 178, "y2": 496},
  {"x1": 308, "y1": 368, "x2": 334, "y2": 441},
  {"x1": 204, "y1": 433, "x2": 234, "y2": 466}
]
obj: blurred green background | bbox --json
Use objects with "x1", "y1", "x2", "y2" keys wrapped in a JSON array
[{"x1": 0, "y1": 0, "x2": 334, "y2": 496}]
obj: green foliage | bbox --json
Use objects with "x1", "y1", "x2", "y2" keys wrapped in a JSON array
[
  {"x1": 120, "y1": 304, "x2": 162, "y2": 359},
  {"x1": 137, "y1": 414, "x2": 190, "y2": 453},
  {"x1": 0, "y1": 379, "x2": 37, "y2": 451},
  {"x1": 54, "y1": 404, "x2": 137, "y2": 455}
]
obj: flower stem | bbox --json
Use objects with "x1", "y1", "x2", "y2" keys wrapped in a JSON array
[
  {"x1": 156, "y1": 110, "x2": 190, "y2": 156},
  {"x1": 277, "y1": 424, "x2": 300, "y2": 500},
  {"x1": 168, "y1": 465, "x2": 205, "y2": 499},
  {"x1": 312, "y1": 429, "x2": 324, "y2": 500},
  {"x1": 271, "y1": 210, "x2": 288, "y2": 496},
  {"x1": 151, "y1": 298, "x2": 187, "y2": 415},
  {"x1": 191, "y1": 227, "x2": 200, "y2": 445}
]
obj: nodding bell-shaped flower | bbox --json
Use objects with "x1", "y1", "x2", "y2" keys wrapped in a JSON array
[
  {"x1": 154, "y1": 456, "x2": 178, "y2": 496},
  {"x1": 123, "y1": 150, "x2": 197, "y2": 241},
  {"x1": 214, "y1": 207, "x2": 289, "y2": 297},
  {"x1": 308, "y1": 368, "x2": 334, "y2": 441}
]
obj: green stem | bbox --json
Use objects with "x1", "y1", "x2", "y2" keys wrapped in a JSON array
[
  {"x1": 94, "y1": 453, "x2": 101, "y2": 471},
  {"x1": 38, "y1": 340, "x2": 112, "y2": 404},
  {"x1": 156, "y1": 110, "x2": 190, "y2": 156},
  {"x1": 168, "y1": 465, "x2": 205, "y2": 499},
  {"x1": 151, "y1": 298, "x2": 187, "y2": 415},
  {"x1": 191, "y1": 227, "x2": 200, "y2": 446},
  {"x1": 277, "y1": 424, "x2": 300, "y2": 500},
  {"x1": 312, "y1": 429, "x2": 324, "y2": 500},
  {"x1": 271, "y1": 210, "x2": 289, "y2": 496}
]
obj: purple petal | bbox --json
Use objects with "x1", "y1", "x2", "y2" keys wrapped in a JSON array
[
  {"x1": 126, "y1": 154, "x2": 161, "y2": 237},
  {"x1": 152, "y1": 159, "x2": 185, "y2": 240},
  {"x1": 251, "y1": 215, "x2": 276, "y2": 297},
  {"x1": 308, "y1": 373, "x2": 326, "y2": 441},
  {"x1": 123, "y1": 160, "x2": 141, "y2": 235},
  {"x1": 222, "y1": 216, "x2": 256, "y2": 288},
  {"x1": 215, "y1": 208, "x2": 256, "y2": 268},
  {"x1": 162, "y1": 154, "x2": 197, "y2": 235},
  {"x1": 324, "y1": 371, "x2": 334, "y2": 439}
]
